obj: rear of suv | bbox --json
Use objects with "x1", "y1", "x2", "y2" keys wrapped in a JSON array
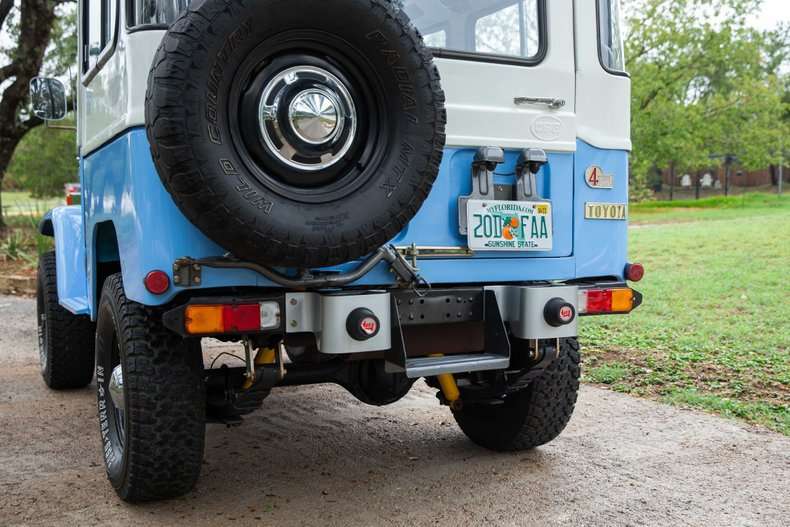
[{"x1": 31, "y1": 0, "x2": 642, "y2": 502}]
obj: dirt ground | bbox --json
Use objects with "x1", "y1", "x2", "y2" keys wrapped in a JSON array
[{"x1": 1, "y1": 294, "x2": 789, "y2": 527}]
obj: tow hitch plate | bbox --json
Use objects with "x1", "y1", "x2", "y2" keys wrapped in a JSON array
[{"x1": 466, "y1": 199, "x2": 553, "y2": 252}]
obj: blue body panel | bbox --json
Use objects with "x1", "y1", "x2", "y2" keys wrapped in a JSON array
[
  {"x1": 51, "y1": 206, "x2": 90, "y2": 315},
  {"x1": 574, "y1": 140, "x2": 630, "y2": 279},
  {"x1": 64, "y1": 127, "x2": 628, "y2": 318}
]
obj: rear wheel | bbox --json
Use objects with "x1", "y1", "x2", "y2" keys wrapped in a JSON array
[
  {"x1": 452, "y1": 338, "x2": 581, "y2": 451},
  {"x1": 96, "y1": 274, "x2": 205, "y2": 502},
  {"x1": 37, "y1": 251, "x2": 95, "y2": 389}
]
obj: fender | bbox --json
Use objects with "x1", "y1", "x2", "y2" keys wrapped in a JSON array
[{"x1": 47, "y1": 206, "x2": 90, "y2": 316}]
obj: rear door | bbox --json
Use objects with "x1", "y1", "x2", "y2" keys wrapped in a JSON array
[{"x1": 398, "y1": 0, "x2": 576, "y2": 258}]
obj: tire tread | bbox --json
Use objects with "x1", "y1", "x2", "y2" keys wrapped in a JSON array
[
  {"x1": 98, "y1": 274, "x2": 205, "y2": 502},
  {"x1": 38, "y1": 251, "x2": 95, "y2": 389},
  {"x1": 453, "y1": 338, "x2": 581, "y2": 451}
]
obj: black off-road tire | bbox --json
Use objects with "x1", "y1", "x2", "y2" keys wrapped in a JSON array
[
  {"x1": 453, "y1": 338, "x2": 581, "y2": 451},
  {"x1": 96, "y1": 274, "x2": 205, "y2": 502},
  {"x1": 37, "y1": 251, "x2": 95, "y2": 389},
  {"x1": 146, "y1": 0, "x2": 446, "y2": 269}
]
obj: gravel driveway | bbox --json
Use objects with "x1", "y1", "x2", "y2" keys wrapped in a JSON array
[{"x1": 1, "y1": 295, "x2": 788, "y2": 526}]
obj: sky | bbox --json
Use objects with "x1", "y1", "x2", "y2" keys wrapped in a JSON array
[{"x1": 749, "y1": 0, "x2": 790, "y2": 31}]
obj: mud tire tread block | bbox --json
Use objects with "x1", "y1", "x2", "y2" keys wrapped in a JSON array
[
  {"x1": 453, "y1": 338, "x2": 581, "y2": 451},
  {"x1": 37, "y1": 251, "x2": 95, "y2": 389},
  {"x1": 145, "y1": 0, "x2": 446, "y2": 268},
  {"x1": 98, "y1": 274, "x2": 205, "y2": 502}
]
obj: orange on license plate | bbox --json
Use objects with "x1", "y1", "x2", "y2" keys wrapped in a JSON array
[{"x1": 466, "y1": 200, "x2": 553, "y2": 252}]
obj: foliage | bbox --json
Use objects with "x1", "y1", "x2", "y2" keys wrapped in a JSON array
[
  {"x1": 5, "y1": 118, "x2": 76, "y2": 197},
  {"x1": 581, "y1": 199, "x2": 790, "y2": 434},
  {"x1": 0, "y1": 0, "x2": 77, "y2": 228},
  {"x1": 0, "y1": 216, "x2": 51, "y2": 269},
  {"x1": 625, "y1": 0, "x2": 790, "y2": 196}
]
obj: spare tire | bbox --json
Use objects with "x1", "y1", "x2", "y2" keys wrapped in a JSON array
[{"x1": 145, "y1": 0, "x2": 446, "y2": 268}]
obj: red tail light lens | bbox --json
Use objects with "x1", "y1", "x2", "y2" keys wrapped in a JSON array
[
  {"x1": 584, "y1": 289, "x2": 612, "y2": 314},
  {"x1": 222, "y1": 304, "x2": 261, "y2": 333}
]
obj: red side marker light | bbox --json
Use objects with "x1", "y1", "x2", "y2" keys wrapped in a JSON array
[
  {"x1": 625, "y1": 263, "x2": 645, "y2": 282},
  {"x1": 144, "y1": 270, "x2": 170, "y2": 295}
]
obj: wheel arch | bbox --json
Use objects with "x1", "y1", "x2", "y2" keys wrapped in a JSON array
[
  {"x1": 46, "y1": 206, "x2": 91, "y2": 316},
  {"x1": 90, "y1": 220, "x2": 122, "y2": 318},
  {"x1": 38, "y1": 209, "x2": 55, "y2": 237}
]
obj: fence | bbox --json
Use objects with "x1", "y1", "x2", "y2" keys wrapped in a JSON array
[{"x1": 650, "y1": 164, "x2": 788, "y2": 201}]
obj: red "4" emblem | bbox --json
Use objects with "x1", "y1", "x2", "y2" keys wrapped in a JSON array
[{"x1": 585, "y1": 166, "x2": 614, "y2": 189}]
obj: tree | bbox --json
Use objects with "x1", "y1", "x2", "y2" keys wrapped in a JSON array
[
  {"x1": 0, "y1": 0, "x2": 75, "y2": 228},
  {"x1": 625, "y1": 0, "x2": 790, "y2": 198},
  {"x1": 5, "y1": 115, "x2": 76, "y2": 197}
]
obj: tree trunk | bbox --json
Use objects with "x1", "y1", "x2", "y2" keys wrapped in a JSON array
[
  {"x1": 695, "y1": 170, "x2": 701, "y2": 200},
  {"x1": 0, "y1": 0, "x2": 60, "y2": 231},
  {"x1": 669, "y1": 161, "x2": 675, "y2": 201}
]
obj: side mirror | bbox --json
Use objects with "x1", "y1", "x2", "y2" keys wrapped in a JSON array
[{"x1": 30, "y1": 77, "x2": 67, "y2": 121}]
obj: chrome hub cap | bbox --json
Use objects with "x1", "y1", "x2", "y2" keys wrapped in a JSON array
[
  {"x1": 289, "y1": 89, "x2": 340, "y2": 144},
  {"x1": 109, "y1": 364, "x2": 125, "y2": 411},
  {"x1": 259, "y1": 65, "x2": 357, "y2": 173}
]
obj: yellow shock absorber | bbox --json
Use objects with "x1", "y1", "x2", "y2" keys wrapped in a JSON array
[
  {"x1": 429, "y1": 354, "x2": 461, "y2": 409},
  {"x1": 255, "y1": 347, "x2": 277, "y2": 366},
  {"x1": 242, "y1": 347, "x2": 278, "y2": 390}
]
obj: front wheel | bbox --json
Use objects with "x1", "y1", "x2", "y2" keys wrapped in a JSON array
[
  {"x1": 452, "y1": 338, "x2": 581, "y2": 451},
  {"x1": 96, "y1": 274, "x2": 205, "y2": 502},
  {"x1": 37, "y1": 251, "x2": 95, "y2": 389}
]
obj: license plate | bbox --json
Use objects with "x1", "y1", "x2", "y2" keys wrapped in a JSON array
[{"x1": 466, "y1": 200, "x2": 553, "y2": 252}]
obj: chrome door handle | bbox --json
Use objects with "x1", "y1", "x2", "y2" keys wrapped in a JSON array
[{"x1": 514, "y1": 97, "x2": 566, "y2": 110}]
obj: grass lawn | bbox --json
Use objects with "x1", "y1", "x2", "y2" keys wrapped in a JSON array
[
  {"x1": 1, "y1": 191, "x2": 61, "y2": 217},
  {"x1": 582, "y1": 193, "x2": 789, "y2": 434},
  {"x1": 630, "y1": 192, "x2": 788, "y2": 224}
]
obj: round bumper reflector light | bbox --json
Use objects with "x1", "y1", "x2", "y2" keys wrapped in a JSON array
[
  {"x1": 625, "y1": 263, "x2": 645, "y2": 282},
  {"x1": 144, "y1": 270, "x2": 170, "y2": 295}
]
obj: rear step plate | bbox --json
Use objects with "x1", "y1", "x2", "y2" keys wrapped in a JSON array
[
  {"x1": 404, "y1": 354, "x2": 510, "y2": 379},
  {"x1": 387, "y1": 289, "x2": 511, "y2": 378}
]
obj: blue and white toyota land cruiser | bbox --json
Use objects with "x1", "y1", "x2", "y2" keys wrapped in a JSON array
[{"x1": 32, "y1": 0, "x2": 643, "y2": 501}]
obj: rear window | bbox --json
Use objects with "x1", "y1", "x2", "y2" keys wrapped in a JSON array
[
  {"x1": 128, "y1": 0, "x2": 190, "y2": 27},
  {"x1": 128, "y1": 1, "x2": 545, "y2": 64},
  {"x1": 598, "y1": 0, "x2": 626, "y2": 73},
  {"x1": 402, "y1": 0, "x2": 544, "y2": 63}
]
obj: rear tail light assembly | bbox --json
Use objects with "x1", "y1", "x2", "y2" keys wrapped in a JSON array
[
  {"x1": 164, "y1": 300, "x2": 283, "y2": 337},
  {"x1": 64, "y1": 183, "x2": 81, "y2": 206},
  {"x1": 578, "y1": 287, "x2": 642, "y2": 315}
]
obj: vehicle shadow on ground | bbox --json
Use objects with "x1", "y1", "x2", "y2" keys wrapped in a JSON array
[
  {"x1": 129, "y1": 383, "x2": 557, "y2": 525},
  {"x1": 1, "y1": 364, "x2": 560, "y2": 526}
]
